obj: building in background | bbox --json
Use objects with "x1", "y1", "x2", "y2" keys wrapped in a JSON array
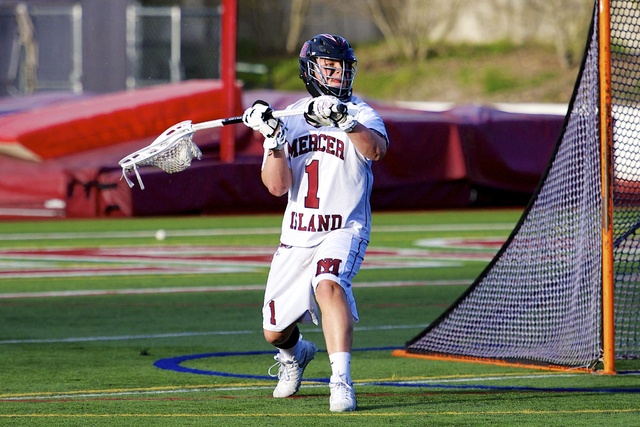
[{"x1": 0, "y1": 0, "x2": 222, "y2": 96}]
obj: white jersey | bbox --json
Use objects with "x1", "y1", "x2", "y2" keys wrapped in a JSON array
[{"x1": 262, "y1": 96, "x2": 388, "y2": 248}]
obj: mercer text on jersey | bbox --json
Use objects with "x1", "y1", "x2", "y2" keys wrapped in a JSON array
[{"x1": 289, "y1": 133, "x2": 346, "y2": 160}]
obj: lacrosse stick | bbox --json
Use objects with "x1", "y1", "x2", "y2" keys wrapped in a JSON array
[{"x1": 119, "y1": 108, "x2": 305, "y2": 189}]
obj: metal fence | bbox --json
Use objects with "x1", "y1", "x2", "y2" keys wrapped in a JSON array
[
  {"x1": 125, "y1": 5, "x2": 221, "y2": 89},
  {"x1": 0, "y1": 3, "x2": 221, "y2": 95},
  {"x1": 0, "y1": 3, "x2": 82, "y2": 96}
]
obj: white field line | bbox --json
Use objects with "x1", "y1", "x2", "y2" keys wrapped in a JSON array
[
  {"x1": 0, "y1": 280, "x2": 472, "y2": 300},
  {"x1": 0, "y1": 386, "x2": 279, "y2": 401},
  {"x1": 0, "y1": 373, "x2": 587, "y2": 401},
  {"x1": 0, "y1": 329, "x2": 257, "y2": 344},
  {"x1": 0, "y1": 323, "x2": 428, "y2": 345},
  {"x1": 374, "y1": 374, "x2": 582, "y2": 385},
  {"x1": 0, "y1": 223, "x2": 515, "y2": 241},
  {"x1": 0, "y1": 267, "x2": 257, "y2": 279}
]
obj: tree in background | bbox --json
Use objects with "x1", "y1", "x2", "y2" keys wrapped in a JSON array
[
  {"x1": 527, "y1": 0, "x2": 592, "y2": 69},
  {"x1": 366, "y1": 0, "x2": 467, "y2": 61},
  {"x1": 181, "y1": 0, "x2": 592, "y2": 70},
  {"x1": 285, "y1": 0, "x2": 310, "y2": 53}
]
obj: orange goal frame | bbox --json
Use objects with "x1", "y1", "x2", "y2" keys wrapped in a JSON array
[{"x1": 394, "y1": 0, "x2": 617, "y2": 375}]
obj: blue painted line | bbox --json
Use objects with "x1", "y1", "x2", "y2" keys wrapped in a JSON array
[
  {"x1": 153, "y1": 346, "x2": 401, "y2": 381},
  {"x1": 154, "y1": 350, "x2": 277, "y2": 380},
  {"x1": 154, "y1": 347, "x2": 640, "y2": 393}
]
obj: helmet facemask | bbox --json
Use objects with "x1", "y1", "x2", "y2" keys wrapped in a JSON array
[{"x1": 306, "y1": 56, "x2": 357, "y2": 101}]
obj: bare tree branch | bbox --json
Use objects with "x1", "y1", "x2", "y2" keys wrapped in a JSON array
[
  {"x1": 526, "y1": 0, "x2": 592, "y2": 68},
  {"x1": 285, "y1": 0, "x2": 310, "y2": 53},
  {"x1": 366, "y1": 0, "x2": 468, "y2": 61}
]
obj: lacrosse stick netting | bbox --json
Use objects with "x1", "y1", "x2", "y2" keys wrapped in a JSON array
[
  {"x1": 119, "y1": 108, "x2": 305, "y2": 190},
  {"x1": 119, "y1": 120, "x2": 202, "y2": 190}
]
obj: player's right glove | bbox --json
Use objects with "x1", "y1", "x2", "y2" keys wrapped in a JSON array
[
  {"x1": 242, "y1": 100, "x2": 287, "y2": 150},
  {"x1": 304, "y1": 95, "x2": 357, "y2": 132},
  {"x1": 304, "y1": 95, "x2": 336, "y2": 128}
]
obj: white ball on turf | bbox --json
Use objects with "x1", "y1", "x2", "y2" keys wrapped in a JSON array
[{"x1": 155, "y1": 229, "x2": 166, "y2": 241}]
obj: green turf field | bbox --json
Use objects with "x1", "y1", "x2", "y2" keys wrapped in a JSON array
[{"x1": 0, "y1": 209, "x2": 638, "y2": 426}]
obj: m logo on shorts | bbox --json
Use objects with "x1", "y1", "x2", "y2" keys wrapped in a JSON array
[{"x1": 316, "y1": 258, "x2": 341, "y2": 276}]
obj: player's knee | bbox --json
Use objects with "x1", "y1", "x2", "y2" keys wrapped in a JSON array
[
  {"x1": 264, "y1": 324, "x2": 300, "y2": 347},
  {"x1": 316, "y1": 280, "x2": 344, "y2": 302},
  {"x1": 263, "y1": 329, "x2": 284, "y2": 345}
]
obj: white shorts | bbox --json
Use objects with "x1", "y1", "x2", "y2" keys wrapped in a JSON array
[{"x1": 262, "y1": 229, "x2": 368, "y2": 332}]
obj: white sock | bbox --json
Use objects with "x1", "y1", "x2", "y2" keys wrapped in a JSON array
[
  {"x1": 329, "y1": 352, "x2": 351, "y2": 381},
  {"x1": 278, "y1": 336, "x2": 302, "y2": 361}
]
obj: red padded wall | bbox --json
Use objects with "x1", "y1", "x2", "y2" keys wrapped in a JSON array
[{"x1": 0, "y1": 80, "x2": 243, "y2": 161}]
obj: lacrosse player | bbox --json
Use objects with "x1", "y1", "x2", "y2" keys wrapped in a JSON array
[{"x1": 242, "y1": 34, "x2": 388, "y2": 412}]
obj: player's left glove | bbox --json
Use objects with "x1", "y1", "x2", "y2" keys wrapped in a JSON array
[
  {"x1": 243, "y1": 100, "x2": 281, "y2": 137},
  {"x1": 242, "y1": 100, "x2": 287, "y2": 150},
  {"x1": 304, "y1": 95, "x2": 358, "y2": 132}
]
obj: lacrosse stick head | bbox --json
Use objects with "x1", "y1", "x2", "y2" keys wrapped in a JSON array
[{"x1": 119, "y1": 120, "x2": 203, "y2": 189}]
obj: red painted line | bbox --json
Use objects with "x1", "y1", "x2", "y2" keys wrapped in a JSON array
[
  {"x1": 0, "y1": 240, "x2": 500, "y2": 280},
  {"x1": 0, "y1": 280, "x2": 472, "y2": 300}
]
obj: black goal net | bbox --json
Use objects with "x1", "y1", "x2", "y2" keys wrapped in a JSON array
[{"x1": 400, "y1": 0, "x2": 640, "y2": 370}]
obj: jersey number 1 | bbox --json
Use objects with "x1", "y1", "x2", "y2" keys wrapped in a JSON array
[{"x1": 304, "y1": 160, "x2": 320, "y2": 209}]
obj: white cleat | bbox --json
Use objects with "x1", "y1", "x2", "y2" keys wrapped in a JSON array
[
  {"x1": 329, "y1": 374, "x2": 357, "y2": 412},
  {"x1": 269, "y1": 340, "x2": 318, "y2": 398}
]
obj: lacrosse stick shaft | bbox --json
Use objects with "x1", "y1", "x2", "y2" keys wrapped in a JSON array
[
  {"x1": 119, "y1": 107, "x2": 306, "y2": 190},
  {"x1": 192, "y1": 108, "x2": 306, "y2": 132}
]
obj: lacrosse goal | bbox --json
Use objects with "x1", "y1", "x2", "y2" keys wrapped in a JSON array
[{"x1": 394, "y1": 0, "x2": 640, "y2": 374}]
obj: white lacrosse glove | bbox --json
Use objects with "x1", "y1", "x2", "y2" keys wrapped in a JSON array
[
  {"x1": 304, "y1": 95, "x2": 358, "y2": 132},
  {"x1": 243, "y1": 100, "x2": 281, "y2": 137},
  {"x1": 242, "y1": 100, "x2": 287, "y2": 150},
  {"x1": 304, "y1": 95, "x2": 335, "y2": 128}
]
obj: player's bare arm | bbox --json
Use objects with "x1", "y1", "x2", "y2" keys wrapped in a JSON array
[
  {"x1": 261, "y1": 149, "x2": 291, "y2": 197},
  {"x1": 242, "y1": 100, "x2": 293, "y2": 197},
  {"x1": 347, "y1": 123, "x2": 387, "y2": 161}
]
